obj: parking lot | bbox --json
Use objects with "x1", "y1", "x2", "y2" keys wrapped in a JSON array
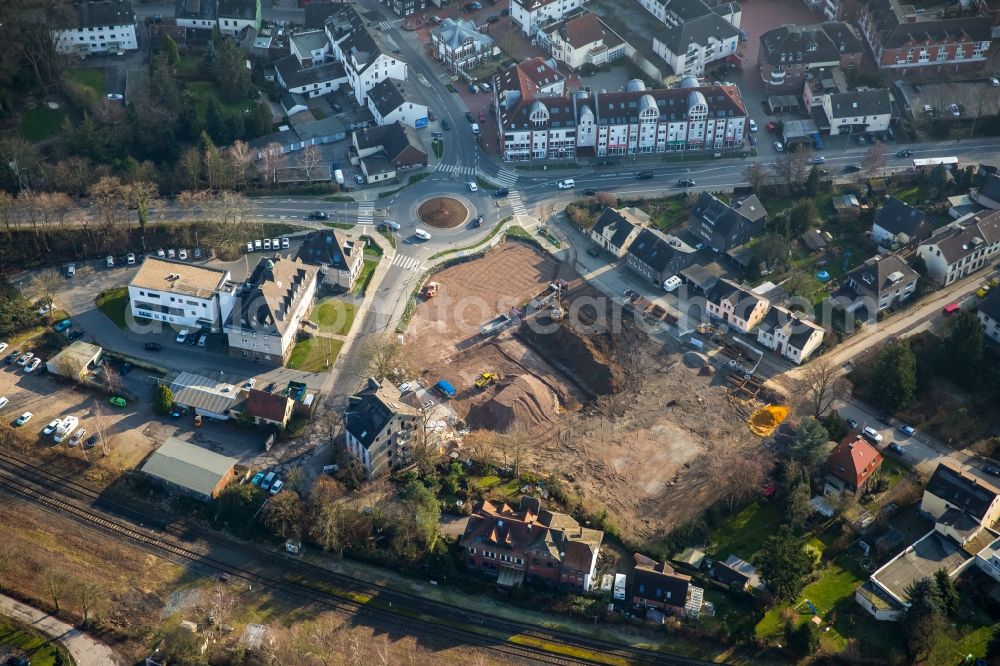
[{"x1": 896, "y1": 79, "x2": 1000, "y2": 120}]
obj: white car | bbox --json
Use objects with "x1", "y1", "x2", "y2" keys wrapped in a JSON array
[
  {"x1": 106, "y1": 255, "x2": 115, "y2": 268},
  {"x1": 773, "y1": 141, "x2": 784, "y2": 152},
  {"x1": 748, "y1": 119, "x2": 758, "y2": 132},
  {"x1": 280, "y1": 237, "x2": 289, "y2": 249},
  {"x1": 38, "y1": 304, "x2": 53, "y2": 316},
  {"x1": 269, "y1": 479, "x2": 284, "y2": 495},
  {"x1": 810, "y1": 156, "x2": 826, "y2": 164},
  {"x1": 175, "y1": 329, "x2": 190, "y2": 343},
  {"x1": 663, "y1": 276, "x2": 683, "y2": 292},
  {"x1": 16, "y1": 352, "x2": 33, "y2": 366},
  {"x1": 468, "y1": 181, "x2": 478, "y2": 192},
  {"x1": 557, "y1": 179, "x2": 575, "y2": 190},
  {"x1": 0, "y1": 342, "x2": 8, "y2": 354},
  {"x1": 254, "y1": 239, "x2": 263, "y2": 250},
  {"x1": 24, "y1": 357, "x2": 41, "y2": 373},
  {"x1": 861, "y1": 426, "x2": 883, "y2": 443},
  {"x1": 167, "y1": 248, "x2": 176, "y2": 258},
  {"x1": 14, "y1": 412, "x2": 32, "y2": 426},
  {"x1": 68, "y1": 428, "x2": 87, "y2": 447},
  {"x1": 246, "y1": 242, "x2": 254, "y2": 252},
  {"x1": 271, "y1": 238, "x2": 279, "y2": 249},
  {"x1": 245, "y1": 378, "x2": 257, "y2": 389},
  {"x1": 263, "y1": 239, "x2": 272, "y2": 250},
  {"x1": 126, "y1": 252, "x2": 136, "y2": 265},
  {"x1": 0, "y1": 397, "x2": 8, "y2": 409},
  {"x1": 43, "y1": 419, "x2": 61, "y2": 436},
  {"x1": 54, "y1": 416, "x2": 79, "y2": 443},
  {"x1": 178, "y1": 248, "x2": 188, "y2": 260},
  {"x1": 414, "y1": 228, "x2": 432, "y2": 241},
  {"x1": 156, "y1": 248, "x2": 166, "y2": 257}
]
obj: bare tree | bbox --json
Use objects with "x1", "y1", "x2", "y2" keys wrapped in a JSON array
[
  {"x1": 227, "y1": 140, "x2": 254, "y2": 190},
  {"x1": 88, "y1": 176, "x2": 129, "y2": 229},
  {"x1": 204, "y1": 142, "x2": 228, "y2": 191},
  {"x1": 178, "y1": 146, "x2": 202, "y2": 190},
  {"x1": 75, "y1": 581, "x2": 101, "y2": 626},
  {"x1": 129, "y1": 180, "x2": 158, "y2": 232},
  {"x1": 800, "y1": 358, "x2": 850, "y2": 418},
  {"x1": 862, "y1": 140, "x2": 886, "y2": 177},
  {"x1": 299, "y1": 145, "x2": 323, "y2": 182},
  {"x1": 258, "y1": 142, "x2": 286, "y2": 184},
  {"x1": 744, "y1": 161, "x2": 768, "y2": 191},
  {"x1": 770, "y1": 149, "x2": 810, "y2": 190},
  {"x1": 501, "y1": 425, "x2": 531, "y2": 477},
  {"x1": 31, "y1": 269, "x2": 63, "y2": 313},
  {"x1": 42, "y1": 570, "x2": 69, "y2": 613},
  {"x1": 356, "y1": 334, "x2": 411, "y2": 382},
  {"x1": 463, "y1": 429, "x2": 498, "y2": 465}
]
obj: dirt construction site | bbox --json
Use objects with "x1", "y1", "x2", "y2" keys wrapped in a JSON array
[{"x1": 405, "y1": 241, "x2": 766, "y2": 543}]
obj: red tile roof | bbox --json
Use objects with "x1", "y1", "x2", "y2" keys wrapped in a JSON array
[{"x1": 827, "y1": 435, "x2": 883, "y2": 490}]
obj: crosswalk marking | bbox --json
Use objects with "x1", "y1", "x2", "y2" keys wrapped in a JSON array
[
  {"x1": 507, "y1": 190, "x2": 527, "y2": 216},
  {"x1": 377, "y1": 20, "x2": 393, "y2": 31},
  {"x1": 391, "y1": 254, "x2": 422, "y2": 271},
  {"x1": 434, "y1": 163, "x2": 476, "y2": 177},
  {"x1": 495, "y1": 168, "x2": 519, "y2": 186},
  {"x1": 357, "y1": 202, "x2": 374, "y2": 217}
]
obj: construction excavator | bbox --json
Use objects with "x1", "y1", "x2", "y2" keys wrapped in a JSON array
[{"x1": 475, "y1": 372, "x2": 499, "y2": 389}]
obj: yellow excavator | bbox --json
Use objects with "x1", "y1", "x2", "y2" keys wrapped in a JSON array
[{"x1": 475, "y1": 372, "x2": 499, "y2": 389}]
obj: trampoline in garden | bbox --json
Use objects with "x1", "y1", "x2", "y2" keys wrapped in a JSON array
[{"x1": 817, "y1": 270, "x2": 831, "y2": 282}]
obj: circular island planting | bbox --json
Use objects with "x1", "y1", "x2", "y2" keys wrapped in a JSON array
[{"x1": 417, "y1": 196, "x2": 468, "y2": 229}]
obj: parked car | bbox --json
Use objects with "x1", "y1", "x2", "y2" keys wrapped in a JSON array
[
  {"x1": 120, "y1": 362, "x2": 132, "y2": 375},
  {"x1": 636, "y1": 171, "x2": 654, "y2": 180},
  {"x1": 14, "y1": 412, "x2": 32, "y2": 426},
  {"x1": 856, "y1": 135, "x2": 867, "y2": 145},
  {"x1": 175, "y1": 329, "x2": 189, "y2": 344},
  {"x1": 846, "y1": 418, "x2": 859, "y2": 430},
  {"x1": 773, "y1": 141, "x2": 784, "y2": 152},
  {"x1": 897, "y1": 424, "x2": 915, "y2": 437},
  {"x1": 877, "y1": 413, "x2": 894, "y2": 425},
  {"x1": 24, "y1": 357, "x2": 41, "y2": 373},
  {"x1": 127, "y1": 252, "x2": 136, "y2": 265},
  {"x1": 263, "y1": 239, "x2": 271, "y2": 250},
  {"x1": 43, "y1": 419, "x2": 61, "y2": 436},
  {"x1": 251, "y1": 471, "x2": 265, "y2": 486},
  {"x1": 245, "y1": 378, "x2": 257, "y2": 389},
  {"x1": 265, "y1": 382, "x2": 277, "y2": 393},
  {"x1": 260, "y1": 472, "x2": 276, "y2": 490},
  {"x1": 354, "y1": 174, "x2": 365, "y2": 185},
  {"x1": 587, "y1": 247, "x2": 601, "y2": 258},
  {"x1": 157, "y1": 248, "x2": 166, "y2": 257},
  {"x1": 766, "y1": 121, "x2": 777, "y2": 132},
  {"x1": 144, "y1": 342, "x2": 162, "y2": 352},
  {"x1": 323, "y1": 464, "x2": 339, "y2": 474},
  {"x1": 110, "y1": 396, "x2": 127, "y2": 408},
  {"x1": 307, "y1": 211, "x2": 329, "y2": 220},
  {"x1": 66, "y1": 264, "x2": 75, "y2": 278},
  {"x1": 167, "y1": 248, "x2": 176, "y2": 258},
  {"x1": 254, "y1": 240, "x2": 262, "y2": 250},
  {"x1": 983, "y1": 464, "x2": 1000, "y2": 476},
  {"x1": 810, "y1": 156, "x2": 826, "y2": 164},
  {"x1": 281, "y1": 237, "x2": 289, "y2": 249},
  {"x1": 486, "y1": 14, "x2": 499, "y2": 23},
  {"x1": 84, "y1": 434, "x2": 99, "y2": 449},
  {"x1": 888, "y1": 442, "x2": 905, "y2": 455},
  {"x1": 861, "y1": 426, "x2": 883, "y2": 443},
  {"x1": 0, "y1": 397, "x2": 8, "y2": 409},
  {"x1": 54, "y1": 319, "x2": 72, "y2": 332},
  {"x1": 16, "y1": 352, "x2": 33, "y2": 366},
  {"x1": 67, "y1": 329, "x2": 83, "y2": 341},
  {"x1": 68, "y1": 428, "x2": 87, "y2": 447},
  {"x1": 3, "y1": 351, "x2": 18, "y2": 365},
  {"x1": 465, "y1": 111, "x2": 475, "y2": 123},
  {"x1": 270, "y1": 479, "x2": 284, "y2": 495},
  {"x1": 106, "y1": 255, "x2": 115, "y2": 268},
  {"x1": 0, "y1": 343, "x2": 6, "y2": 354}
]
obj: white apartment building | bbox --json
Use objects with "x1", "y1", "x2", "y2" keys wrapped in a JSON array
[
  {"x1": 326, "y1": 5, "x2": 408, "y2": 105},
  {"x1": 820, "y1": 89, "x2": 892, "y2": 136},
  {"x1": 980, "y1": 291, "x2": 1000, "y2": 344},
  {"x1": 216, "y1": 0, "x2": 261, "y2": 37},
  {"x1": 756, "y1": 305, "x2": 825, "y2": 364},
  {"x1": 224, "y1": 256, "x2": 318, "y2": 366},
  {"x1": 917, "y1": 211, "x2": 1000, "y2": 286},
  {"x1": 128, "y1": 258, "x2": 236, "y2": 332},
  {"x1": 539, "y1": 12, "x2": 630, "y2": 70},
  {"x1": 367, "y1": 78, "x2": 429, "y2": 129},
  {"x1": 511, "y1": 0, "x2": 589, "y2": 37},
  {"x1": 652, "y1": 13, "x2": 739, "y2": 77},
  {"x1": 54, "y1": 0, "x2": 138, "y2": 56},
  {"x1": 495, "y1": 77, "x2": 747, "y2": 162}
]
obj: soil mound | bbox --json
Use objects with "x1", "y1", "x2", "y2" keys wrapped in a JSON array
[
  {"x1": 417, "y1": 197, "x2": 467, "y2": 229},
  {"x1": 516, "y1": 319, "x2": 623, "y2": 397},
  {"x1": 466, "y1": 375, "x2": 558, "y2": 431}
]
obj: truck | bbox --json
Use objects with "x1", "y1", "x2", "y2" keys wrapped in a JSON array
[
  {"x1": 333, "y1": 169, "x2": 345, "y2": 185},
  {"x1": 435, "y1": 380, "x2": 456, "y2": 399},
  {"x1": 528, "y1": 280, "x2": 568, "y2": 311},
  {"x1": 421, "y1": 281, "x2": 439, "y2": 299},
  {"x1": 479, "y1": 313, "x2": 512, "y2": 337}
]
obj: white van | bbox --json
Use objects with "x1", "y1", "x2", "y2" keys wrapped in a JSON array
[
  {"x1": 105, "y1": 256, "x2": 115, "y2": 268},
  {"x1": 414, "y1": 228, "x2": 432, "y2": 241},
  {"x1": 663, "y1": 275, "x2": 683, "y2": 292},
  {"x1": 470, "y1": 123, "x2": 480, "y2": 135},
  {"x1": 334, "y1": 169, "x2": 345, "y2": 185},
  {"x1": 557, "y1": 179, "x2": 575, "y2": 190},
  {"x1": 197, "y1": 334, "x2": 207, "y2": 347}
]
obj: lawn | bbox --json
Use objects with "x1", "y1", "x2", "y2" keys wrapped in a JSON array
[
  {"x1": 175, "y1": 54, "x2": 203, "y2": 77},
  {"x1": 96, "y1": 287, "x2": 129, "y2": 330},
  {"x1": 20, "y1": 107, "x2": 67, "y2": 140},
  {"x1": 66, "y1": 67, "x2": 104, "y2": 96},
  {"x1": 352, "y1": 258, "x2": 379, "y2": 295},
  {"x1": 709, "y1": 499, "x2": 784, "y2": 561},
  {"x1": 312, "y1": 298, "x2": 358, "y2": 336},
  {"x1": 287, "y1": 337, "x2": 343, "y2": 372},
  {"x1": 0, "y1": 615, "x2": 73, "y2": 666}
]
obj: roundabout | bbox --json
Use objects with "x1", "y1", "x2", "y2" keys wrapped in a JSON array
[{"x1": 416, "y1": 196, "x2": 469, "y2": 229}]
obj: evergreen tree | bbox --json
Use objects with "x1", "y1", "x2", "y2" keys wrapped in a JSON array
[
  {"x1": 933, "y1": 569, "x2": 959, "y2": 617},
  {"x1": 873, "y1": 342, "x2": 917, "y2": 410},
  {"x1": 757, "y1": 527, "x2": 814, "y2": 602},
  {"x1": 214, "y1": 38, "x2": 251, "y2": 103},
  {"x1": 803, "y1": 166, "x2": 820, "y2": 196},
  {"x1": 245, "y1": 101, "x2": 273, "y2": 138},
  {"x1": 946, "y1": 311, "x2": 984, "y2": 387},
  {"x1": 790, "y1": 417, "x2": 829, "y2": 466},
  {"x1": 200, "y1": 40, "x2": 217, "y2": 76},
  {"x1": 162, "y1": 33, "x2": 180, "y2": 67},
  {"x1": 903, "y1": 577, "x2": 944, "y2": 659}
]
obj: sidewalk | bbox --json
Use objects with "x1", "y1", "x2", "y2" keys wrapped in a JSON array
[{"x1": 0, "y1": 593, "x2": 125, "y2": 666}]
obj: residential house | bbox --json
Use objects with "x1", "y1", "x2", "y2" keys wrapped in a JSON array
[
  {"x1": 242, "y1": 388, "x2": 295, "y2": 428},
  {"x1": 290, "y1": 29, "x2": 331, "y2": 65},
  {"x1": 128, "y1": 257, "x2": 236, "y2": 332},
  {"x1": 460, "y1": 496, "x2": 604, "y2": 590},
  {"x1": 971, "y1": 173, "x2": 1000, "y2": 210},
  {"x1": 223, "y1": 255, "x2": 319, "y2": 365},
  {"x1": 625, "y1": 228, "x2": 699, "y2": 287},
  {"x1": 344, "y1": 378, "x2": 420, "y2": 479},
  {"x1": 538, "y1": 12, "x2": 630, "y2": 70},
  {"x1": 351, "y1": 121, "x2": 428, "y2": 184},
  {"x1": 979, "y1": 290, "x2": 1000, "y2": 343},
  {"x1": 175, "y1": 0, "x2": 218, "y2": 30},
  {"x1": 634, "y1": 0, "x2": 741, "y2": 30},
  {"x1": 326, "y1": 3, "x2": 409, "y2": 105},
  {"x1": 871, "y1": 196, "x2": 932, "y2": 248},
  {"x1": 704, "y1": 279, "x2": 770, "y2": 333},
  {"x1": 589, "y1": 207, "x2": 646, "y2": 257},
  {"x1": 495, "y1": 58, "x2": 567, "y2": 100},
  {"x1": 820, "y1": 88, "x2": 892, "y2": 136},
  {"x1": 756, "y1": 305, "x2": 825, "y2": 364},
  {"x1": 803, "y1": 0, "x2": 845, "y2": 20},
  {"x1": 216, "y1": 0, "x2": 260, "y2": 36},
  {"x1": 495, "y1": 79, "x2": 748, "y2": 162},
  {"x1": 366, "y1": 78, "x2": 428, "y2": 128},
  {"x1": 856, "y1": 0, "x2": 992, "y2": 74},
  {"x1": 511, "y1": 0, "x2": 589, "y2": 37},
  {"x1": 921, "y1": 463, "x2": 1000, "y2": 528},
  {"x1": 54, "y1": 0, "x2": 138, "y2": 55},
  {"x1": 757, "y1": 22, "x2": 863, "y2": 93},
  {"x1": 274, "y1": 54, "x2": 349, "y2": 99},
  {"x1": 652, "y1": 12, "x2": 740, "y2": 78},
  {"x1": 378, "y1": 0, "x2": 425, "y2": 17},
  {"x1": 430, "y1": 18, "x2": 494, "y2": 75},
  {"x1": 841, "y1": 254, "x2": 919, "y2": 315},
  {"x1": 916, "y1": 210, "x2": 1000, "y2": 285},
  {"x1": 707, "y1": 554, "x2": 763, "y2": 592},
  {"x1": 631, "y1": 553, "x2": 704, "y2": 617},
  {"x1": 824, "y1": 435, "x2": 884, "y2": 497},
  {"x1": 296, "y1": 228, "x2": 366, "y2": 290},
  {"x1": 689, "y1": 191, "x2": 767, "y2": 253}
]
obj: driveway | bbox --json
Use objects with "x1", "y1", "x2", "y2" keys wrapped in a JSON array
[{"x1": 0, "y1": 593, "x2": 125, "y2": 666}]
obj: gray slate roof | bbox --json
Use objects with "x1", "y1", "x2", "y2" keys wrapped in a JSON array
[
  {"x1": 657, "y1": 12, "x2": 738, "y2": 55},
  {"x1": 140, "y1": 437, "x2": 237, "y2": 498},
  {"x1": 862, "y1": 0, "x2": 991, "y2": 48},
  {"x1": 845, "y1": 254, "x2": 918, "y2": 297},
  {"x1": 873, "y1": 196, "x2": 931, "y2": 241},
  {"x1": 71, "y1": 0, "x2": 136, "y2": 28},
  {"x1": 926, "y1": 464, "x2": 999, "y2": 522},
  {"x1": 344, "y1": 378, "x2": 417, "y2": 449},
  {"x1": 759, "y1": 21, "x2": 863, "y2": 67},
  {"x1": 592, "y1": 208, "x2": 639, "y2": 249},
  {"x1": 980, "y1": 290, "x2": 1000, "y2": 323},
  {"x1": 827, "y1": 89, "x2": 892, "y2": 119},
  {"x1": 274, "y1": 54, "x2": 347, "y2": 90},
  {"x1": 367, "y1": 77, "x2": 407, "y2": 116},
  {"x1": 627, "y1": 228, "x2": 696, "y2": 274},
  {"x1": 431, "y1": 18, "x2": 493, "y2": 50},
  {"x1": 690, "y1": 192, "x2": 767, "y2": 237},
  {"x1": 176, "y1": 0, "x2": 217, "y2": 20},
  {"x1": 925, "y1": 210, "x2": 1000, "y2": 264}
]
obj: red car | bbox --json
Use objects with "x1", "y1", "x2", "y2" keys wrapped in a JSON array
[{"x1": 766, "y1": 122, "x2": 777, "y2": 133}]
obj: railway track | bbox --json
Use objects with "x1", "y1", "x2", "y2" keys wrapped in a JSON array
[{"x1": 0, "y1": 450, "x2": 720, "y2": 666}]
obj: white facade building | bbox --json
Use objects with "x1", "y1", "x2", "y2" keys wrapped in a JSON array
[
  {"x1": 54, "y1": 0, "x2": 138, "y2": 56},
  {"x1": 916, "y1": 211, "x2": 1000, "y2": 286},
  {"x1": 367, "y1": 78, "x2": 429, "y2": 129},
  {"x1": 216, "y1": 0, "x2": 261, "y2": 37},
  {"x1": 511, "y1": 0, "x2": 589, "y2": 37},
  {"x1": 821, "y1": 89, "x2": 892, "y2": 136},
  {"x1": 652, "y1": 13, "x2": 740, "y2": 77},
  {"x1": 128, "y1": 258, "x2": 235, "y2": 332},
  {"x1": 326, "y1": 5, "x2": 408, "y2": 105}
]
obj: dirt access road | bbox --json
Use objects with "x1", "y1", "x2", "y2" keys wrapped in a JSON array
[{"x1": 406, "y1": 240, "x2": 762, "y2": 543}]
